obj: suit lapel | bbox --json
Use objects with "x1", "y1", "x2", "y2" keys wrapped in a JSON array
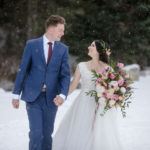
[{"x1": 38, "y1": 37, "x2": 47, "y2": 66}]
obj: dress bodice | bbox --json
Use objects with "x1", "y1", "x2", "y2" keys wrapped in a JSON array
[{"x1": 78, "y1": 62, "x2": 95, "y2": 92}]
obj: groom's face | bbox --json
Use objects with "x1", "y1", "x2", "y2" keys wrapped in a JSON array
[{"x1": 48, "y1": 24, "x2": 65, "y2": 41}]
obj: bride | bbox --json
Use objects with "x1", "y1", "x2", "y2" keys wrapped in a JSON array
[{"x1": 52, "y1": 40, "x2": 122, "y2": 150}]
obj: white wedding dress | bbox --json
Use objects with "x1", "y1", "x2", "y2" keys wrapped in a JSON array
[
  {"x1": 93, "y1": 100, "x2": 122, "y2": 150},
  {"x1": 52, "y1": 62, "x2": 122, "y2": 150},
  {"x1": 52, "y1": 62, "x2": 96, "y2": 150}
]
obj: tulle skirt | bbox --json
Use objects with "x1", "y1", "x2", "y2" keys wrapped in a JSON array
[
  {"x1": 92, "y1": 105, "x2": 122, "y2": 150},
  {"x1": 52, "y1": 91, "x2": 96, "y2": 150}
]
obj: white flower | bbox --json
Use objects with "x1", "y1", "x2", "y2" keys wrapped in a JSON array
[
  {"x1": 108, "y1": 88, "x2": 115, "y2": 94},
  {"x1": 102, "y1": 74, "x2": 108, "y2": 80},
  {"x1": 114, "y1": 86, "x2": 119, "y2": 91},
  {"x1": 96, "y1": 84, "x2": 105, "y2": 93},
  {"x1": 109, "y1": 100, "x2": 116, "y2": 107},
  {"x1": 109, "y1": 81, "x2": 118, "y2": 88},
  {"x1": 97, "y1": 92, "x2": 103, "y2": 97},
  {"x1": 120, "y1": 87, "x2": 126, "y2": 93}
]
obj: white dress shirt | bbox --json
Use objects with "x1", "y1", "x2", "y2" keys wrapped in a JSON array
[{"x1": 13, "y1": 34, "x2": 66, "y2": 100}]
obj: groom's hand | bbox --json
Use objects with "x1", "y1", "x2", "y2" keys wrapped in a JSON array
[
  {"x1": 53, "y1": 95, "x2": 64, "y2": 106},
  {"x1": 12, "y1": 99, "x2": 20, "y2": 109}
]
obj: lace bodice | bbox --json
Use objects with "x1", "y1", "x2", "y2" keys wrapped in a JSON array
[{"x1": 78, "y1": 62, "x2": 95, "y2": 92}]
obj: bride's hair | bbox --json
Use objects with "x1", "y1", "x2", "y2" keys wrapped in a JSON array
[{"x1": 94, "y1": 40, "x2": 109, "y2": 64}]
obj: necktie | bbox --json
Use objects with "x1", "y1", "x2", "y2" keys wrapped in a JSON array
[{"x1": 47, "y1": 42, "x2": 52, "y2": 65}]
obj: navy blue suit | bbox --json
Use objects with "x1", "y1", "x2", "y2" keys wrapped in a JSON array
[{"x1": 13, "y1": 36, "x2": 70, "y2": 150}]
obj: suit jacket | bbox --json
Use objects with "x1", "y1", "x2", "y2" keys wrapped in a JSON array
[{"x1": 13, "y1": 36, "x2": 70, "y2": 108}]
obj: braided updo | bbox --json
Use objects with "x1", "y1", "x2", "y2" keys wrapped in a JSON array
[{"x1": 94, "y1": 40, "x2": 110, "y2": 64}]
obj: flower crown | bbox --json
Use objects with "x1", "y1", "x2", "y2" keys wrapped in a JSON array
[{"x1": 101, "y1": 41, "x2": 111, "y2": 56}]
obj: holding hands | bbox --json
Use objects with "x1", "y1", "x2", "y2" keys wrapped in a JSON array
[{"x1": 54, "y1": 95, "x2": 64, "y2": 106}]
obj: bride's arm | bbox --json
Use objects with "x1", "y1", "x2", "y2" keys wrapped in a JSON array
[{"x1": 68, "y1": 65, "x2": 81, "y2": 95}]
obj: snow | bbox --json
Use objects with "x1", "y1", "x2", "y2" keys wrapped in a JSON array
[
  {"x1": 124, "y1": 64, "x2": 140, "y2": 71},
  {"x1": 0, "y1": 75, "x2": 150, "y2": 150}
]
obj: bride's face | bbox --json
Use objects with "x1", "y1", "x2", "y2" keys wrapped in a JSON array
[{"x1": 88, "y1": 41, "x2": 99, "y2": 58}]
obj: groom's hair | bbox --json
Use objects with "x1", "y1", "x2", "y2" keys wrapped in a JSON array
[{"x1": 45, "y1": 15, "x2": 66, "y2": 29}]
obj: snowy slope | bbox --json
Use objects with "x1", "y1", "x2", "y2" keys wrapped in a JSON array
[{"x1": 0, "y1": 76, "x2": 150, "y2": 150}]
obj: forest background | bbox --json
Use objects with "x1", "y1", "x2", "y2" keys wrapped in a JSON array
[{"x1": 0, "y1": 0, "x2": 150, "y2": 88}]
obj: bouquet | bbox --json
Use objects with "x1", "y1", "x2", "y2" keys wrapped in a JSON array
[{"x1": 86, "y1": 62, "x2": 134, "y2": 117}]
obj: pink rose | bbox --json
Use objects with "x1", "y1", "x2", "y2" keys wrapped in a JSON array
[
  {"x1": 101, "y1": 83, "x2": 107, "y2": 89},
  {"x1": 107, "y1": 93, "x2": 113, "y2": 99},
  {"x1": 125, "y1": 74, "x2": 130, "y2": 79},
  {"x1": 113, "y1": 94, "x2": 119, "y2": 101},
  {"x1": 124, "y1": 81, "x2": 127, "y2": 86},
  {"x1": 117, "y1": 63, "x2": 124, "y2": 69},
  {"x1": 103, "y1": 92, "x2": 107, "y2": 98},
  {"x1": 106, "y1": 50, "x2": 111, "y2": 56},
  {"x1": 97, "y1": 77, "x2": 102, "y2": 83},
  {"x1": 107, "y1": 103, "x2": 110, "y2": 107},
  {"x1": 118, "y1": 71, "x2": 123, "y2": 76},
  {"x1": 109, "y1": 73, "x2": 115, "y2": 80},
  {"x1": 104, "y1": 86, "x2": 107, "y2": 90},
  {"x1": 102, "y1": 69, "x2": 106, "y2": 75},
  {"x1": 118, "y1": 80, "x2": 124, "y2": 86}
]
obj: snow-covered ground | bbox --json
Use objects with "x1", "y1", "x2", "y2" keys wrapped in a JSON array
[{"x1": 0, "y1": 76, "x2": 150, "y2": 150}]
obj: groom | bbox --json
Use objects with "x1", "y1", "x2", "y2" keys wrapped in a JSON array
[{"x1": 12, "y1": 15, "x2": 70, "y2": 150}]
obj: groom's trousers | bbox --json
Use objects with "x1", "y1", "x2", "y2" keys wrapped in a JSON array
[{"x1": 26, "y1": 92, "x2": 57, "y2": 150}]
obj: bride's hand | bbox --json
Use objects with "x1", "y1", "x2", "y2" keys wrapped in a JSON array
[{"x1": 53, "y1": 95, "x2": 64, "y2": 106}]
